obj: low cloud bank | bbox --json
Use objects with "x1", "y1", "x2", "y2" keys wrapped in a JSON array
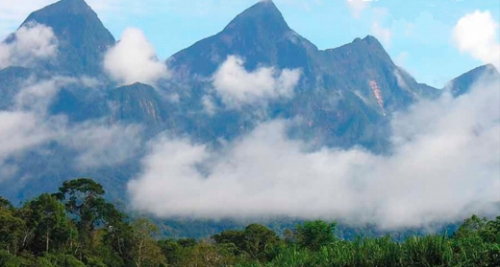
[{"x1": 128, "y1": 73, "x2": 500, "y2": 229}]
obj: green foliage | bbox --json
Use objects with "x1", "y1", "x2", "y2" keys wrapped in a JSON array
[
  {"x1": 0, "y1": 196, "x2": 12, "y2": 209},
  {"x1": 242, "y1": 224, "x2": 281, "y2": 261},
  {"x1": 45, "y1": 253, "x2": 87, "y2": 267},
  {"x1": 213, "y1": 224, "x2": 281, "y2": 262},
  {"x1": 295, "y1": 220, "x2": 336, "y2": 251},
  {"x1": 23, "y1": 194, "x2": 71, "y2": 254},
  {"x1": 130, "y1": 218, "x2": 166, "y2": 267},
  {"x1": 0, "y1": 250, "x2": 25, "y2": 267},
  {"x1": 158, "y1": 239, "x2": 182, "y2": 265},
  {"x1": 0, "y1": 208, "x2": 24, "y2": 254},
  {"x1": 0, "y1": 180, "x2": 499, "y2": 267}
]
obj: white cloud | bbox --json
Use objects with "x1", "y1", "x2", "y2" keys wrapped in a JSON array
[
  {"x1": 212, "y1": 56, "x2": 301, "y2": 109},
  {"x1": 128, "y1": 73, "x2": 500, "y2": 229},
  {"x1": 346, "y1": 0, "x2": 370, "y2": 18},
  {"x1": 14, "y1": 76, "x2": 74, "y2": 114},
  {"x1": 394, "y1": 51, "x2": 409, "y2": 67},
  {"x1": 61, "y1": 121, "x2": 143, "y2": 169},
  {"x1": 453, "y1": 10, "x2": 500, "y2": 69},
  {"x1": 0, "y1": 111, "x2": 53, "y2": 161},
  {"x1": 202, "y1": 95, "x2": 217, "y2": 116},
  {"x1": 0, "y1": 22, "x2": 57, "y2": 69},
  {"x1": 393, "y1": 70, "x2": 407, "y2": 92},
  {"x1": 104, "y1": 28, "x2": 168, "y2": 86},
  {"x1": 372, "y1": 21, "x2": 392, "y2": 47}
]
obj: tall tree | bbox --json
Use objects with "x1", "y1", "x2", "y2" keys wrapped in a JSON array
[
  {"x1": 243, "y1": 224, "x2": 280, "y2": 261},
  {"x1": 56, "y1": 179, "x2": 107, "y2": 247},
  {"x1": 131, "y1": 218, "x2": 166, "y2": 267},
  {"x1": 24, "y1": 194, "x2": 70, "y2": 254},
  {"x1": 295, "y1": 220, "x2": 336, "y2": 251},
  {"x1": 0, "y1": 196, "x2": 12, "y2": 209},
  {"x1": 0, "y1": 205, "x2": 24, "y2": 254}
]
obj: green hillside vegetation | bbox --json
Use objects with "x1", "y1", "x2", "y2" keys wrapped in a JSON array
[{"x1": 0, "y1": 178, "x2": 499, "y2": 267}]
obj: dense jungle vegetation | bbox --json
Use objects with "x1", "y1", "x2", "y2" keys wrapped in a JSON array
[{"x1": 0, "y1": 178, "x2": 499, "y2": 267}]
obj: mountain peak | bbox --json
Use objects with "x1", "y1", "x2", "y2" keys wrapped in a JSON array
[
  {"x1": 26, "y1": 0, "x2": 91, "y2": 16},
  {"x1": 352, "y1": 35, "x2": 383, "y2": 47},
  {"x1": 362, "y1": 35, "x2": 381, "y2": 44},
  {"x1": 481, "y1": 63, "x2": 499, "y2": 74},
  {"x1": 223, "y1": 0, "x2": 289, "y2": 33},
  {"x1": 449, "y1": 64, "x2": 500, "y2": 96},
  {"x1": 21, "y1": 0, "x2": 115, "y2": 75},
  {"x1": 246, "y1": 0, "x2": 280, "y2": 14}
]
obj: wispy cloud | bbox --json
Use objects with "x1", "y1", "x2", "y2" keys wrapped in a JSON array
[
  {"x1": 346, "y1": 0, "x2": 370, "y2": 19},
  {"x1": 372, "y1": 21, "x2": 392, "y2": 47}
]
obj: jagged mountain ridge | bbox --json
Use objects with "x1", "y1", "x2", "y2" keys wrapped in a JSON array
[
  {"x1": 0, "y1": 0, "x2": 495, "y2": 204},
  {"x1": 166, "y1": 0, "x2": 443, "y2": 149},
  {"x1": 168, "y1": 1, "x2": 438, "y2": 117}
]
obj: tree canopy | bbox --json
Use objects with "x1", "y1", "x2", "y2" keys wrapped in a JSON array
[{"x1": 0, "y1": 178, "x2": 498, "y2": 267}]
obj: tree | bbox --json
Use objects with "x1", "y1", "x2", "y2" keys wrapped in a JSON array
[
  {"x1": 55, "y1": 178, "x2": 106, "y2": 227},
  {"x1": 0, "y1": 196, "x2": 12, "y2": 209},
  {"x1": 0, "y1": 249, "x2": 26, "y2": 266},
  {"x1": 484, "y1": 216, "x2": 500, "y2": 243},
  {"x1": 56, "y1": 178, "x2": 117, "y2": 255},
  {"x1": 242, "y1": 224, "x2": 280, "y2": 261},
  {"x1": 295, "y1": 220, "x2": 336, "y2": 251},
  {"x1": 179, "y1": 241, "x2": 237, "y2": 267},
  {"x1": 213, "y1": 225, "x2": 280, "y2": 261},
  {"x1": 0, "y1": 208, "x2": 24, "y2": 254},
  {"x1": 24, "y1": 194, "x2": 70, "y2": 254},
  {"x1": 454, "y1": 215, "x2": 488, "y2": 239},
  {"x1": 158, "y1": 239, "x2": 182, "y2": 265},
  {"x1": 131, "y1": 218, "x2": 166, "y2": 267},
  {"x1": 213, "y1": 230, "x2": 245, "y2": 252}
]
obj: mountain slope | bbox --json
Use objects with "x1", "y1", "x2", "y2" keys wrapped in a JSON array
[
  {"x1": 168, "y1": 1, "x2": 438, "y2": 114},
  {"x1": 108, "y1": 83, "x2": 167, "y2": 129},
  {"x1": 20, "y1": 0, "x2": 115, "y2": 75},
  {"x1": 448, "y1": 64, "x2": 500, "y2": 97},
  {"x1": 166, "y1": 0, "x2": 439, "y2": 150},
  {"x1": 0, "y1": 0, "x2": 489, "y2": 211},
  {"x1": 0, "y1": 67, "x2": 34, "y2": 109},
  {"x1": 168, "y1": 0, "x2": 318, "y2": 78}
]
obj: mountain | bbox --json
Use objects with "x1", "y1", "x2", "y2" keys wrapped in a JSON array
[
  {"x1": 168, "y1": 1, "x2": 436, "y2": 110},
  {"x1": 20, "y1": 0, "x2": 115, "y2": 75},
  {"x1": 0, "y1": 67, "x2": 35, "y2": 109},
  {"x1": 108, "y1": 83, "x2": 168, "y2": 130},
  {"x1": 167, "y1": 1, "x2": 440, "y2": 149},
  {"x1": 0, "y1": 0, "x2": 491, "y2": 216},
  {"x1": 49, "y1": 85, "x2": 110, "y2": 122},
  {"x1": 448, "y1": 64, "x2": 500, "y2": 97},
  {"x1": 168, "y1": 0, "x2": 318, "y2": 78}
]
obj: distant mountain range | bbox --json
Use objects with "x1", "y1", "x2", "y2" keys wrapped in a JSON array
[{"x1": 0, "y1": 0, "x2": 499, "y2": 207}]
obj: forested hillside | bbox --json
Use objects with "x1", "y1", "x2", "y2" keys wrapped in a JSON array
[{"x1": 0, "y1": 178, "x2": 499, "y2": 267}]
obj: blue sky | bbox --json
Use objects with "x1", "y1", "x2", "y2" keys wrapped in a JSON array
[{"x1": 1, "y1": 0, "x2": 499, "y2": 87}]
